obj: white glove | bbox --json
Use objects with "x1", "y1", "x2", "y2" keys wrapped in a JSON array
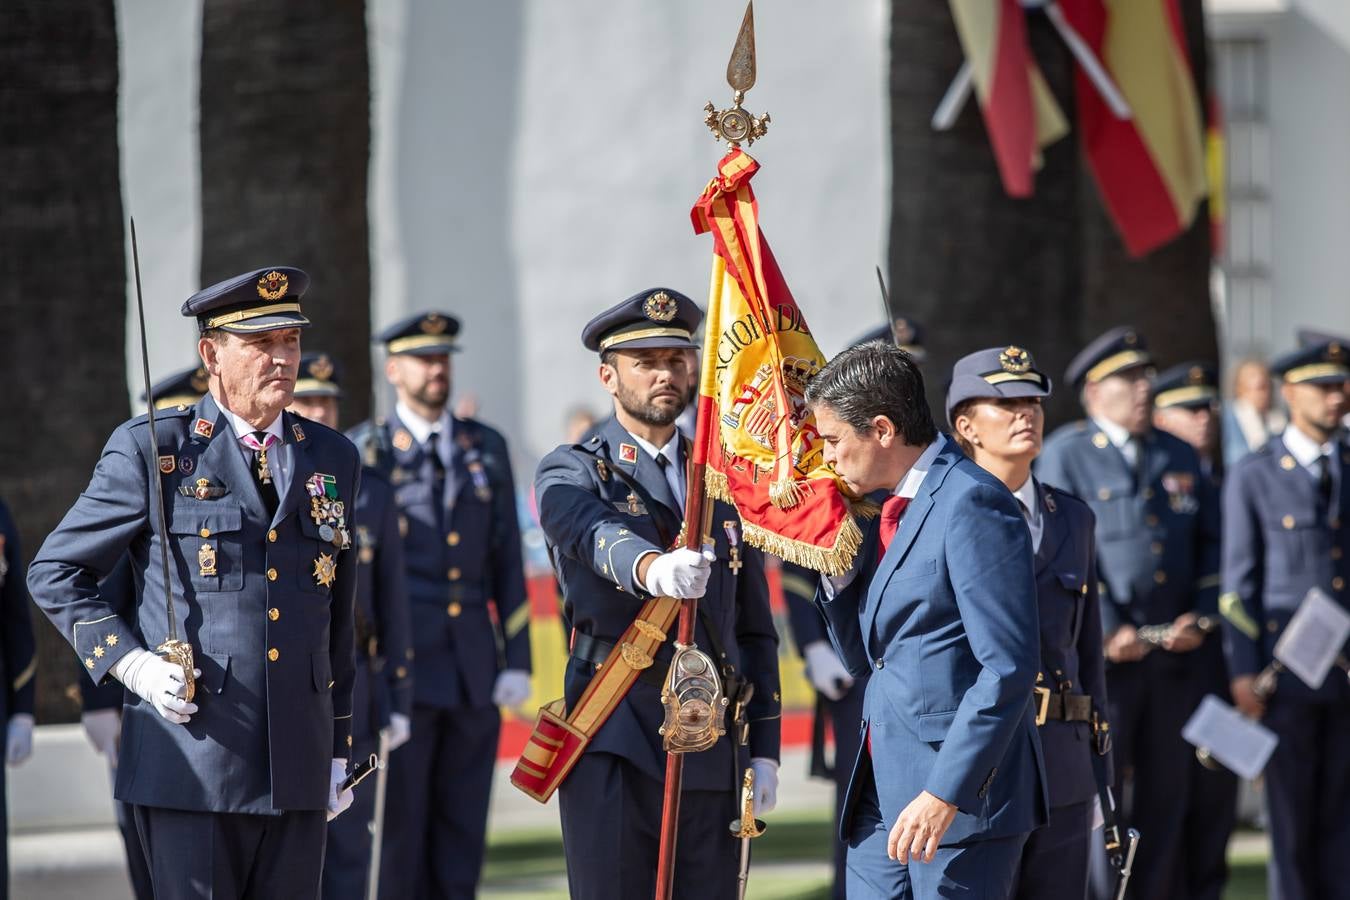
[
  {"x1": 493, "y1": 669, "x2": 532, "y2": 709},
  {"x1": 81, "y1": 709, "x2": 122, "y2": 766},
  {"x1": 6, "y1": 714, "x2": 34, "y2": 766},
  {"x1": 642, "y1": 548, "x2": 715, "y2": 599},
  {"x1": 327, "y1": 758, "x2": 354, "y2": 821},
  {"x1": 385, "y1": 712, "x2": 411, "y2": 752},
  {"x1": 803, "y1": 640, "x2": 854, "y2": 702},
  {"x1": 111, "y1": 648, "x2": 199, "y2": 725},
  {"x1": 750, "y1": 757, "x2": 779, "y2": 816}
]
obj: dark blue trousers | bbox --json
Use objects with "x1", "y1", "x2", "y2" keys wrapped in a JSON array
[
  {"x1": 558, "y1": 751, "x2": 740, "y2": 900},
  {"x1": 322, "y1": 736, "x2": 380, "y2": 900},
  {"x1": 378, "y1": 704, "x2": 499, "y2": 900},
  {"x1": 1013, "y1": 800, "x2": 1092, "y2": 900},
  {"x1": 132, "y1": 804, "x2": 327, "y2": 900},
  {"x1": 825, "y1": 682, "x2": 866, "y2": 900},
  {"x1": 113, "y1": 793, "x2": 153, "y2": 899},
  {"x1": 845, "y1": 770, "x2": 1027, "y2": 899},
  {"x1": 1262, "y1": 692, "x2": 1350, "y2": 900}
]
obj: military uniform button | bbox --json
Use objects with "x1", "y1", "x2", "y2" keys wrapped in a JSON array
[
  {"x1": 447, "y1": 602, "x2": 462, "y2": 617},
  {"x1": 1153, "y1": 570, "x2": 1167, "y2": 585},
  {"x1": 1146, "y1": 515, "x2": 1159, "y2": 528},
  {"x1": 268, "y1": 608, "x2": 280, "y2": 621},
  {"x1": 268, "y1": 648, "x2": 279, "y2": 662},
  {"x1": 1331, "y1": 518, "x2": 1342, "y2": 529},
  {"x1": 448, "y1": 567, "x2": 461, "y2": 581},
  {"x1": 268, "y1": 529, "x2": 278, "y2": 543},
  {"x1": 1142, "y1": 488, "x2": 1154, "y2": 500},
  {"x1": 1332, "y1": 547, "x2": 1344, "y2": 560},
  {"x1": 447, "y1": 531, "x2": 460, "y2": 547},
  {"x1": 1097, "y1": 488, "x2": 1111, "y2": 501},
  {"x1": 1282, "y1": 515, "x2": 1295, "y2": 530},
  {"x1": 347, "y1": 735, "x2": 353, "y2": 748},
  {"x1": 1150, "y1": 542, "x2": 1163, "y2": 555},
  {"x1": 396, "y1": 666, "x2": 408, "y2": 678},
  {"x1": 199, "y1": 528, "x2": 211, "y2": 538},
  {"x1": 267, "y1": 567, "x2": 278, "y2": 581},
  {"x1": 1267, "y1": 619, "x2": 1279, "y2": 633},
  {"x1": 874, "y1": 658, "x2": 885, "y2": 670},
  {"x1": 1334, "y1": 576, "x2": 1346, "y2": 592}
]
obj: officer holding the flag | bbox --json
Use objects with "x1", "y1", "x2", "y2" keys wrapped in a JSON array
[{"x1": 532, "y1": 288, "x2": 781, "y2": 900}]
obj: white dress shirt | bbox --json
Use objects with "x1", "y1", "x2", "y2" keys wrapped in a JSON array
[
  {"x1": 1281, "y1": 424, "x2": 1334, "y2": 478},
  {"x1": 630, "y1": 430, "x2": 685, "y2": 509},
  {"x1": 1092, "y1": 416, "x2": 1138, "y2": 467},
  {"x1": 1010, "y1": 475, "x2": 1043, "y2": 551},
  {"x1": 219, "y1": 401, "x2": 292, "y2": 499}
]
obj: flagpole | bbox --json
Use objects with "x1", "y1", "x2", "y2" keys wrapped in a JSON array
[{"x1": 654, "y1": 7, "x2": 760, "y2": 897}]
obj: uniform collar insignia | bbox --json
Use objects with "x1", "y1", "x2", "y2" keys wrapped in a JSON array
[
  {"x1": 292, "y1": 423, "x2": 306, "y2": 442},
  {"x1": 193, "y1": 418, "x2": 214, "y2": 440},
  {"x1": 618, "y1": 443, "x2": 639, "y2": 465}
]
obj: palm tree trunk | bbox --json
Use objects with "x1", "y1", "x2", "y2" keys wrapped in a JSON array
[
  {"x1": 0, "y1": 0, "x2": 129, "y2": 722},
  {"x1": 199, "y1": 0, "x2": 373, "y2": 426}
]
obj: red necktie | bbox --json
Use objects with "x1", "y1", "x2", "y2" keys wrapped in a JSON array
[{"x1": 877, "y1": 495, "x2": 910, "y2": 559}]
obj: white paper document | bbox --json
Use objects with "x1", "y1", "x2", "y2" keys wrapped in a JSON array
[
  {"x1": 1182, "y1": 695, "x2": 1279, "y2": 781},
  {"x1": 1273, "y1": 587, "x2": 1350, "y2": 690}
]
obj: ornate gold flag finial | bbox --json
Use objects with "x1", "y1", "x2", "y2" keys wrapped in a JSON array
[{"x1": 704, "y1": 2, "x2": 770, "y2": 148}]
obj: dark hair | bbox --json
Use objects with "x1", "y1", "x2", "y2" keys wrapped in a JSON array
[
  {"x1": 805, "y1": 341, "x2": 938, "y2": 445},
  {"x1": 948, "y1": 398, "x2": 978, "y2": 456},
  {"x1": 600, "y1": 349, "x2": 618, "y2": 368}
]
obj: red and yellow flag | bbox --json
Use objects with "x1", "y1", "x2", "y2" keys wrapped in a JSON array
[{"x1": 690, "y1": 150, "x2": 863, "y2": 576}]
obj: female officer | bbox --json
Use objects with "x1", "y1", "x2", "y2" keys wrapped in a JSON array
[{"x1": 946, "y1": 345, "x2": 1110, "y2": 900}]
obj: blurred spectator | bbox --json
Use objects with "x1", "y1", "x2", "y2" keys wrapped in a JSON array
[{"x1": 1223, "y1": 358, "x2": 1285, "y2": 467}]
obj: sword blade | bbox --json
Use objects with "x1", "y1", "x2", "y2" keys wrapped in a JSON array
[{"x1": 736, "y1": 836, "x2": 752, "y2": 900}]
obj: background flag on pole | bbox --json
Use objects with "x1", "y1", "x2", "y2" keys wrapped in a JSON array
[{"x1": 690, "y1": 149, "x2": 864, "y2": 576}]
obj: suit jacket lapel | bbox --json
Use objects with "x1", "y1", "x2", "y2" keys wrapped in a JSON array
[
  {"x1": 1034, "y1": 485, "x2": 1069, "y2": 575},
  {"x1": 273, "y1": 411, "x2": 315, "y2": 527}
]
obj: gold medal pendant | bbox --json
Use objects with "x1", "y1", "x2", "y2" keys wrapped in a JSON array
[
  {"x1": 256, "y1": 447, "x2": 272, "y2": 484},
  {"x1": 312, "y1": 552, "x2": 337, "y2": 588}
]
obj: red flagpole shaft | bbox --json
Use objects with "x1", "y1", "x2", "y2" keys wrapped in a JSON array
[{"x1": 654, "y1": 393, "x2": 716, "y2": 900}]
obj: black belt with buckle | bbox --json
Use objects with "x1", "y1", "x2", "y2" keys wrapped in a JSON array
[
  {"x1": 1034, "y1": 687, "x2": 1094, "y2": 726},
  {"x1": 571, "y1": 632, "x2": 670, "y2": 689}
]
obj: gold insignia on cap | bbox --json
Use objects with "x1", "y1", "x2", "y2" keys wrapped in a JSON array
[
  {"x1": 643, "y1": 291, "x2": 678, "y2": 322},
  {"x1": 313, "y1": 553, "x2": 337, "y2": 588},
  {"x1": 1124, "y1": 332, "x2": 1138, "y2": 346},
  {"x1": 1092, "y1": 433, "x2": 1109, "y2": 449},
  {"x1": 310, "y1": 355, "x2": 334, "y2": 381},
  {"x1": 1188, "y1": 366, "x2": 1204, "y2": 384},
  {"x1": 256, "y1": 270, "x2": 290, "y2": 301},
  {"x1": 998, "y1": 346, "x2": 1031, "y2": 374},
  {"x1": 1331, "y1": 342, "x2": 1344, "y2": 358},
  {"x1": 190, "y1": 367, "x2": 210, "y2": 392},
  {"x1": 421, "y1": 314, "x2": 448, "y2": 335}
]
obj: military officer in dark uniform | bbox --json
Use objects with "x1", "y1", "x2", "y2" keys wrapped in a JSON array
[
  {"x1": 1151, "y1": 362, "x2": 1236, "y2": 900},
  {"x1": 78, "y1": 363, "x2": 211, "y2": 900},
  {"x1": 349, "y1": 312, "x2": 531, "y2": 900},
  {"x1": 535, "y1": 288, "x2": 782, "y2": 900},
  {"x1": 29, "y1": 267, "x2": 361, "y2": 899},
  {"x1": 288, "y1": 353, "x2": 414, "y2": 900},
  {"x1": 0, "y1": 494, "x2": 37, "y2": 899},
  {"x1": 1037, "y1": 327, "x2": 1220, "y2": 900},
  {"x1": 948, "y1": 345, "x2": 1110, "y2": 900},
  {"x1": 1221, "y1": 340, "x2": 1350, "y2": 900}
]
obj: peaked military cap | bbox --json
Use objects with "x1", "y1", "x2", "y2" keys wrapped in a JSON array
[
  {"x1": 293, "y1": 352, "x2": 343, "y2": 398},
  {"x1": 182, "y1": 267, "x2": 311, "y2": 334},
  {"x1": 142, "y1": 364, "x2": 210, "y2": 410},
  {"x1": 849, "y1": 315, "x2": 926, "y2": 359},
  {"x1": 1152, "y1": 362, "x2": 1218, "y2": 409},
  {"x1": 375, "y1": 311, "x2": 461, "y2": 356},
  {"x1": 581, "y1": 287, "x2": 702, "y2": 354},
  {"x1": 1065, "y1": 326, "x2": 1153, "y2": 387},
  {"x1": 1296, "y1": 327, "x2": 1350, "y2": 348},
  {"x1": 1272, "y1": 340, "x2": 1350, "y2": 385},
  {"x1": 945, "y1": 345, "x2": 1051, "y2": 426}
]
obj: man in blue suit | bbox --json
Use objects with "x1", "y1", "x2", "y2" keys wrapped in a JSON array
[
  {"x1": 1221, "y1": 340, "x2": 1350, "y2": 900},
  {"x1": 288, "y1": 353, "x2": 414, "y2": 900},
  {"x1": 350, "y1": 312, "x2": 531, "y2": 900},
  {"x1": 534, "y1": 288, "x2": 782, "y2": 900},
  {"x1": 28, "y1": 267, "x2": 361, "y2": 898},
  {"x1": 805, "y1": 341, "x2": 1047, "y2": 898}
]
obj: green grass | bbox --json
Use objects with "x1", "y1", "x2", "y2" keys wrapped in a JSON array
[{"x1": 483, "y1": 812, "x2": 1268, "y2": 899}]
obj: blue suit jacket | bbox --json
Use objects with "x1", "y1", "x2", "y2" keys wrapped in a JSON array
[
  {"x1": 1029, "y1": 480, "x2": 1111, "y2": 808},
  {"x1": 28, "y1": 393, "x2": 360, "y2": 813},
  {"x1": 817, "y1": 441, "x2": 1048, "y2": 843},
  {"x1": 1221, "y1": 435, "x2": 1350, "y2": 703},
  {"x1": 0, "y1": 499, "x2": 36, "y2": 724},
  {"x1": 350, "y1": 411, "x2": 529, "y2": 710},
  {"x1": 535, "y1": 416, "x2": 782, "y2": 791}
]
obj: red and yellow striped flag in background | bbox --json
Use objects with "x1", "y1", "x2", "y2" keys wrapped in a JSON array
[{"x1": 690, "y1": 150, "x2": 863, "y2": 576}]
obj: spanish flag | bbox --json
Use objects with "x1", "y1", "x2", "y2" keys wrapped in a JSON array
[
  {"x1": 1060, "y1": 0, "x2": 1208, "y2": 257},
  {"x1": 948, "y1": 0, "x2": 1069, "y2": 197},
  {"x1": 690, "y1": 150, "x2": 863, "y2": 576}
]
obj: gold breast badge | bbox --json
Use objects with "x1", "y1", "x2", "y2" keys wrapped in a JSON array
[
  {"x1": 198, "y1": 542, "x2": 217, "y2": 577},
  {"x1": 313, "y1": 552, "x2": 337, "y2": 588}
]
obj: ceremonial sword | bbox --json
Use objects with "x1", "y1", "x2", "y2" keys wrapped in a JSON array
[{"x1": 130, "y1": 219, "x2": 196, "y2": 700}]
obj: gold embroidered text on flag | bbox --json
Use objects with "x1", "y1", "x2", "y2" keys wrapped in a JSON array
[{"x1": 690, "y1": 149, "x2": 862, "y2": 576}]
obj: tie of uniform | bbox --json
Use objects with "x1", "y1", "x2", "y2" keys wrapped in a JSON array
[
  {"x1": 1317, "y1": 452, "x2": 1333, "y2": 512},
  {"x1": 426, "y1": 428, "x2": 445, "y2": 527},
  {"x1": 877, "y1": 495, "x2": 911, "y2": 561},
  {"x1": 654, "y1": 450, "x2": 684, "y2": 508},
  {"x1": 241, "y1": 431, "x2": 279, "y2": 518}
]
